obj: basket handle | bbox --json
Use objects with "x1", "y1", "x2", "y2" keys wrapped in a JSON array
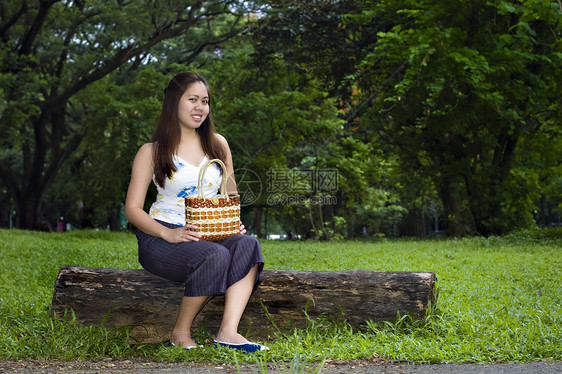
[{"x1": 196, "y1": 158, "x2": 229, "y2": 199}]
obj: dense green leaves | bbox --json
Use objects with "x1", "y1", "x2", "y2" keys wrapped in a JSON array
[
  {"x1": 1, "y1": 0, "x2": 559, "y2": 236},
  {"x1": 361, "y1": 0, "x2": 562, "y2": 235},
  {"x1": 0, "y1": 0, "x2": 257, "y2": 229},
  {"x1": 251, "y1": 0, "x2": 561, "y2": 236}
]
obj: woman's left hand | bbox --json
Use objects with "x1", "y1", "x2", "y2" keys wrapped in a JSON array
[{"x1": 239, "y1": 221, "x2": 247, "y2": 235}]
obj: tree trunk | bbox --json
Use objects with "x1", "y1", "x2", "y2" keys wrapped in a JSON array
[
  {"x1": 18, "y1": 190, "x2": 44, "y2": 230},
  {"x1": 438, "y1": 174, "x2": 472, "y2": 236},
  {"x1": 465, "y1": 130, "x2": 520, "y2": 236},
  {"x1": 109, "y1": 209, "x2": 121, "y2": 231},
  {"x1": 52, "y1": 266, "x2": 437, "y2": 344},
  {"x1": 253, "y1": 206, "x2": 263, "y2": 238}
]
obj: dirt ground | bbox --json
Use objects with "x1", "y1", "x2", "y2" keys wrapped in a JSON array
[{"x1": 0, "y1": 358, "x2": 561, "y2": 374}]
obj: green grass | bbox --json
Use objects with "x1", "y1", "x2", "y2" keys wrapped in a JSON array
[{"x1": 0, "y1": 228, "x2": 560, "y2": 366}]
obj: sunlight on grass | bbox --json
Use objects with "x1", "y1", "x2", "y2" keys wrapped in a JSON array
[{"x1": 0, "y1": 228, "x2": 560, "y2": 365}]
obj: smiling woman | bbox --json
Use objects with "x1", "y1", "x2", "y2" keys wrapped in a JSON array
[
  {"x1": 177, "y1": 83, "x2": 210, "y2": 130},
  {"x1": 123, "y1": 72, "x2": 267, "y2": 353}
]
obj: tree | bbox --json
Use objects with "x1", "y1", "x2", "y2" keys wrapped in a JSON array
[
  {"x1": 247, "y1": 0, "x2": 409, "y2": 239},
  {"x1": 351, "y1": 0, "x2": 562, "y2": 235},
  {"x1": 43, "y1": 67, "x2": 170, "y2": 229},
  {"x1": 0, "y1": 0, "x2": 258, "y2": 229},
  {"x1": 251, "y1": 0, "x2": 562, "y2": 236},
  {"x1": 205, "y1": 38, "x2": 345, "y2": 238}
]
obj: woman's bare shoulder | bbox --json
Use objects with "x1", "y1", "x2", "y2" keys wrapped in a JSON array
[
  {"x1": 139, "y1": 142, "x2": 155, "y2": 152},
  {"x1": 214, "y1": 133, "x2": 228, "y2": 144},
  {"x1": 135, "y1": 142, "x2": 156, "y2": 160}
]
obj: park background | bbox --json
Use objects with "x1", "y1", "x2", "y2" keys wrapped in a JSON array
[
  {"x1": 1, "y1": 0, "x2": 561, "y2": 367},
  {"x1": 1, "y1": 0, "x2": 560, "y2": 239}
]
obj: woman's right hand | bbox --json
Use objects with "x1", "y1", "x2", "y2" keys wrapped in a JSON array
[{"x1": 162, "y1": 224, "x2": 201, "y2": 243}]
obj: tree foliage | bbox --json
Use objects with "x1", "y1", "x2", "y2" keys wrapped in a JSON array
[
  {"x1": 358, "y1": 0, "x2": 561, "y2": 235},
  {"x1": 1, "y1": 0, "x2": 559, "y2": 237},
  {"x1": 252, "y1": 0, "x2": 562, "y2": 236},
  {"x1": 205, "y1": 37, "x2": 346, "y2": 238},
  {"x1": 0, "y1": 0, "x2": 257, "y2": 229}
]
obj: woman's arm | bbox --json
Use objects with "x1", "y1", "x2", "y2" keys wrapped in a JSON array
[{"x1": 125, "y1": 143, "x2": 201, "y2": 243}]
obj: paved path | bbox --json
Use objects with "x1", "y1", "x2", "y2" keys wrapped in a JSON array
[{"x1": 1, "y1": 359, "x2": 561, "y2": 373}]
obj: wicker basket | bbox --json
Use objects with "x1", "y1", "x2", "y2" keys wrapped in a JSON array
[{"x1": 185, "y1": 159, "x2": 241, "y2": 241}]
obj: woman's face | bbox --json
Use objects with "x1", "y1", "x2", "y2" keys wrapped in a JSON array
[{"x1": 177, "y1": 81, "x2": 210, "y2": 130}]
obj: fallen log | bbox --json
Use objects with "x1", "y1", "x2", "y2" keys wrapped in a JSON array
[{"x1": 51, "y1": 266, "x2": 436, "y2": 344}]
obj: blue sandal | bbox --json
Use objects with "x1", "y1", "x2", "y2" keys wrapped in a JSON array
[{"x1": 214, "y1": 340, "x2": 269, "y2": 353}]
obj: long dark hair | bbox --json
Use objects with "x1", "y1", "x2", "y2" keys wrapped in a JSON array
[{"x1": 152, "y1": 72, "x2": 226, "y2": 188}]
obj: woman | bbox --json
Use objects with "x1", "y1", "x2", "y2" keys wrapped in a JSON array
[{"x1": 124, "y1": 72, "x2": 266, "y2": 353}]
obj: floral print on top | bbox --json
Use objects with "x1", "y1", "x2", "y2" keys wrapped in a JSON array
[{"x1": 149, "y1": 155, "x2": 221, "y2": 226}]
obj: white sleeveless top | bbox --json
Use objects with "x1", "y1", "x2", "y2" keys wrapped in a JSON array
[{"x1": 149, "y1": 155, "x2": 221, "y2": 226}]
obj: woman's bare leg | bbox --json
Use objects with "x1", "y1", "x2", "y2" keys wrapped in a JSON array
[
  {"x1": 171, "y1": 295, "x2": 210, "y2": 347},
  {"x1": 215, "y1": 264, "x2": 258, "y2": 343}
]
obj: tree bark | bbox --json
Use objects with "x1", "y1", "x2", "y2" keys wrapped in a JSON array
[
  {"x1": 51, "y1": 266, "x2": 437, "y2": 344},
  {"x1": 438, "y1": 173, "x2": 473, "y2": 237}
]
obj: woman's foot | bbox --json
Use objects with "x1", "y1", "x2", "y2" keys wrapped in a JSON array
[
  {"x1": 215, "y1": 331, "x2": 248, "y2": 345},
  {"x1": 171, "y1": 330, "x2": 198, "y2": 349}
]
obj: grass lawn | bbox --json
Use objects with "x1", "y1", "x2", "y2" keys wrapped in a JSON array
[{"x1": 0, "y1": 228, "x2": 560, "y2": 365}]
